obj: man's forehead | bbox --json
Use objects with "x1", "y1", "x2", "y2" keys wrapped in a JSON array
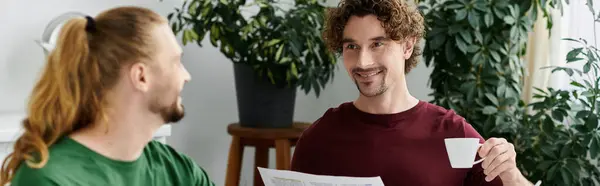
[
  {"x1": 343, "y1": 15, "x2": 387, "y2": 42},
  {"x1": 149, "y1": 24, "x2": 182, "y2": 54}
]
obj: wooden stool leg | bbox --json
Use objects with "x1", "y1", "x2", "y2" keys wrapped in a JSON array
[
  {"x1": 275, "y1": 139, "x2": 291, "y2": 170},
  {"x1": 254, "y1": 146, "x2": 269, "y2": 186},
  {"x1": 225, "y1": 136, "x2": 244, "y2": 186}
]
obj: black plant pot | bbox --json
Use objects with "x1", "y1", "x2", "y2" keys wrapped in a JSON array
[{"x1": 233, "y1": 63, "x2": 296, "y2": 128}]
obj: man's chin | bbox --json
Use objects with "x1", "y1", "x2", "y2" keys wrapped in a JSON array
[
  {"x1": 161, "y1": 105, "x2": 185, "y2": 124},
  {"x1": 356, "y1": 85, "x2": 387, "y2": 97}
]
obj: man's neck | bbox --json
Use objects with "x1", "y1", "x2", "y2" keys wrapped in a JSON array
[
  {"x1": 354, "y1": 80, "x2": 419, "y2": 114},
  {"x1": 69, "y1": 109, "x2": 163, "y2": 162}
]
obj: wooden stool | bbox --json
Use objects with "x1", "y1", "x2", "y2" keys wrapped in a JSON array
[{"x1": 224, "y1": 122, "x2": 311, "y2": 186}]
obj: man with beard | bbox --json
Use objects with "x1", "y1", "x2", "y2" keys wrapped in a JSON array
[
  {"x1": 0, "y1": 6, "x2": 215, "y2": 186},
  {"x1": 290, "y1": 0, "x2": 535, "y2": 186}
]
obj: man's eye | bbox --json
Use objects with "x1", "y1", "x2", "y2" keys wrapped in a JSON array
[
  {"x1": 346, "y1": 44, "x2": 358, "y2": 50},
  {"x1": 374, "y1": 42, "x2": 384, "y2": 47}
]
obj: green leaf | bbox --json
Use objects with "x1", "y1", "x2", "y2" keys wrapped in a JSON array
[
  {"x1": 445, "y1": 41, "x2": 457, "y2": 62},
  {"x1": 456, "y1": 36, "x2": 468, "y2": 54},
  {"x1": 552, "y1": 110, "x2": 564, "y2": 121},
  {"x1": 430, "y1": 34, "x2": 446, "y2": 50},
  {"x1": 482, "y1": 106, "x2": 498, "y2": 115},
  {"x1": 505, "y1": 97, "x2": 517, "y2": 105},
  {"x1": 548, "y1": 163, "x2": 559, "y2": 178},
  {"x1": 266, "y1": 39, "x2": 281, "y2": 47},
  {"x1": 275, "y1": 44, "x2": 284, "y2": 61},
  {"x1": 566, "y1": 47, "x2": 583, "y2": 61},
  {"x1": 541, "y1": 146, "x2": 558, "y2": 159},
  {"x1": 456, "y1": 9, "x2": 468, "y2": 21},
  {"x1": 493, "y1": 7, "x2": 506, "y2": 19},
  {"x1": 468, "y1": 11, "x2": 480, "y2": 28},
  {"x1": 537, "y1": 161, "x2": 554, "y2": 170},
  {"x1": 490, "y1": 50, "x2": 501, "y2": 62},
  {"x1": 467, "y1": 45, "x2": 480, "y2": 53},
  {"x1": 565, "y1": 159, "x2": 581, "y2": 177},
  {"x1": 290, "y1": 62, "x2": 298, "y2": 78},
  {"x1": 484, "y1": 13, "x2": 494, "y2": 27},
  {"x1": 584, "y1": 62, "x2": 591, "y2": 73},
  {"x1": 543, "y1": 117, "x2": 555, "y2": 134},
  {"x1": 586, "y1": 0, "x2": 594, "y2": 16},
  {"x1": 472, "y1": 51, "x2": 483, "y2": 63},
  {"x1": 485, "y1": 93, "x2": 499, "y2": 106},
  {"x1": 473, "y1": 1, "x2": 487, "y2": 11},
  {"x1": 503, "y1": 16, "x2": 515, "y2": 24},
  {"x1": 446, "y1": 3, "x2": 464, "y2": 9},
  {"x1": 591, "y1": 136, "x2": 600, "y2": 159},
  {"x1": 560, "y1": 167, "x2": 573, "y2": 184},
  {"x1": 459, "y1": 30, "x2": 473, "y2": 44},
  {"x1": 585, "y1": 113, "x2": 598, "y2": 130},
  {"x1": 474, "y1": 31, "x2": 483, "y2": 43},
  {"x1": 560, "y1": 144, "x2": 570, "y2": 158},
  {"x1": 570, "y1": 81, "x2": 585, "y2": 88}
]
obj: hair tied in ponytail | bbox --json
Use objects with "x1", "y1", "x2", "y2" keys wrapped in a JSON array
[{"x1": 84, "y1": 16, "x2": 96, "y2": 33}]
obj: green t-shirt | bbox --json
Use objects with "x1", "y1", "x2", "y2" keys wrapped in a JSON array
[{"x1": 10, "y1": 137, "x2": 215, "y2": 186}]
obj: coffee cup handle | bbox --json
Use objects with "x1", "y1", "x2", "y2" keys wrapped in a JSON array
[{"x1": 473, "y1": 143, "x2": 485, "y2": 165}]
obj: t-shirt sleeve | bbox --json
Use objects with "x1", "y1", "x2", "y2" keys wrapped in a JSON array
[
  {"x1": 188, "y1": 158, "x2": 216, "y2": 186},
  {"x1": 151, "y1": 141, "x2": 215, "y2": 186},
  {"x1": 10, "y1": 164, "x2": 60, "y2": 186},
  {"x1": 462, "y1": 121, "x2": 504, "y2": 186}
]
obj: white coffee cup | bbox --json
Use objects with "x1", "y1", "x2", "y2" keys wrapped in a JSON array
[{"x1": 444, "y1": 138, "x2": 486, "y2": 168}]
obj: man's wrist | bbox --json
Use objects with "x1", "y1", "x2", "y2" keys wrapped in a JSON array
[
  {"x1": 501, "y1": 170, "x2": 533, "y2": 186},
  {"x1": 502, "y1": 174, "x2": 533, "y2": 186}
]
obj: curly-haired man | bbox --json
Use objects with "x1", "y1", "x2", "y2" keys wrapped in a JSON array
[{"x1": 290, "y1": 0, "x2": 534, "y2": 185}]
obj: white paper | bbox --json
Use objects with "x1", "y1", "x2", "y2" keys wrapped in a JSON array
[{"x1": 257, "y1": 167, "x2": 385, "y2": 186}]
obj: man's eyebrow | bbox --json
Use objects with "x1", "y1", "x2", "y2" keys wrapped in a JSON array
[
  {"x1": 370, "y1": 36, "x2": 389, "y2": 41},
  {"x1": 341, "y1": 36, "x2": 390, "y2": 44},
  {"x1": 342, "y1": 38, "x2": 355, "y2": 44}
]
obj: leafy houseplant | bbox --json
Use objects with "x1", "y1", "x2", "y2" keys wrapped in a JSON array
[
  {"x1": 420, "y1": 0, "x2": 600, "y2": 185},
  {"x1": 419, "y1": 0, "x2": 544, "y2": 138},
  {"x1": 166, "y1": 0, "x2": 337, "y2": 128},
  {"x1": 516, "y1": 2, "x2": 600, "y2": 184}
]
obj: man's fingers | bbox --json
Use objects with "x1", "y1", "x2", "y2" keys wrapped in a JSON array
[
  {"x1": 481, "y1": 144, "x2": 507, "y2": 168},
  {"x1": 479, "y1": 138, "x2": 507, "y2": 157},
  {"x1": 484, "y1": 159, "x2": 515, "y2": 182},
  {"x1": 484, "y1": 151, "x2": 510, "y2": 175}
]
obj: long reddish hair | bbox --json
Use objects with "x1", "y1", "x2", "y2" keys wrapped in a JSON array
[{"x1": 0, "y1": 6, "x2": 165, "y2": 185}]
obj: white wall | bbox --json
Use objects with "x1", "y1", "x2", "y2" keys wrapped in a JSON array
[{"x1": 0, "y1": 0, "x2": 433, "y2": 185}]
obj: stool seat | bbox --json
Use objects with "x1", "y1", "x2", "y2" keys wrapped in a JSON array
[
  {"x1": 227, "y1": 123, "x2": 311, "y2": 140},
  {"x1": 225, "y1": 122, "x2": 311, "y2": 186}
]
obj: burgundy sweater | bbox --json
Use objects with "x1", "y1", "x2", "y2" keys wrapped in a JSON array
[{"x1": 291, "y1": 101, "x2": 503, "y2": 186}]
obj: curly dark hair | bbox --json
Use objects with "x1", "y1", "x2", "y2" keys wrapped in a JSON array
[{"x1": 322, "y1": 0, "x2": 425, "y2": 73}]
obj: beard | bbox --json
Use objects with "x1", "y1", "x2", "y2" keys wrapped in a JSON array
[
  {"x1": 355, "y1": 80, "x2": 388, "y2": 97},
  {"x1": 352, "y1": 67, "x2": 388, "y2": 97},
  {"x1": 150, "y1": 93, "x2": 185, "y2": 124},
  {"x1": 159, "y1": 100, "x2": 185, "y2": 123}
]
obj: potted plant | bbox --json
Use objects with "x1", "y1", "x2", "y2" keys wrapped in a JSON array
[{"x1": 165, "y1": 0, "x2": 337, "y2": 128}]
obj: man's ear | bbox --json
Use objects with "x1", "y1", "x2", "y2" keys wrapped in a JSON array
[
  {"x1": 129, "y1": 62, "x2": 150, "y2": 92},
  {"x1": 403, "y1": 37, "x2": 417, "y2": 60}
]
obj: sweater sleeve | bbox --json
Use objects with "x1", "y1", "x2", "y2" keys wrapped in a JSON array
[
  {"x1": 290, "y1": 118, "x2": 320, "y2": 173},
  {"x1": 462, "y1": 122, "x2": 504, "y2": 186}
]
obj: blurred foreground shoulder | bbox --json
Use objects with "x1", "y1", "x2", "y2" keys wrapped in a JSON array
[
  {"x1": 10, "y1": 162, "x2": 60, "y2": 186},
  {"x1": 147, "y1": 141, "x2": 215, "y2": 186}
]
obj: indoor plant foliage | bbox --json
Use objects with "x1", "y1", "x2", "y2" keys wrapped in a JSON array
[
  {"x1": 420, "y1": 0, "x2": 600, "y2": 185},
  {"x1": 166, "y1": 0, "x2": 336, "y2": 97},
  {"x1": 166, "y1": 0, "x2": 336, "y2": 128},
  {"x1": 517, "y1": 2, "x2": 600, "y2": 184},
  {"x1": 419, "y1": 0, "x2": 540, "y2": 137}
]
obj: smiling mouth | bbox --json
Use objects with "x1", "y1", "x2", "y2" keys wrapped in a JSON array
[{"x1": 355, "y1": 70, "x2": 383, "y2": 78}]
